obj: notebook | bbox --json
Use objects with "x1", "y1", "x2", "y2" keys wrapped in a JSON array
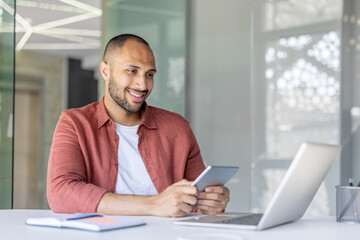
[
  {"x1": 26, "y1": 213, "x2": 145, "y2": 232},
  {"x1": 174, "y1": 142, "x2": 341, "y2": 230}
]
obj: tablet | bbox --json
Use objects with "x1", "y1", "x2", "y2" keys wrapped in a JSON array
[{"x1": 192, "y1": 166, "x2": 239, "y2": 192}]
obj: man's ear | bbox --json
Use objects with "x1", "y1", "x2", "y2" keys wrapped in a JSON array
[{"x1": 100, "y1": 61, "x2": 110, "y2": 81}]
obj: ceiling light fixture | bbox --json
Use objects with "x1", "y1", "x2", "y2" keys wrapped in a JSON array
[
  {"x1": 33, "y1": 12, "x2": 99, "y2": 32},
  {"x1": 0, "y1": 0, "x2": 14, "y2": 15},
  {"x1": 16, "y1": 0, "x2": 86, "y2": 14},
  {"x1": 58, "y1": 0, "x2": 102, "y2": 15},
  {"x1": 14, "y1": 9, "x2": 33, "y2": 50},
  {"x1": 37, "y1": 31, "x2": 99, "y2": 46},
  {"x1": 41, "y1": 28, "x2": 101, "y2": 37},
  {"x1": 23, "y1": 43, "x2": 99, "y2": 50},
  {"x1": 15, "y1": 13, "x2": 32, "y2": 29},
  {"x1": 6, "y1": 0, "x2": 103, "y2": 51},
  {"x1": 16, "y1": 29, "x2": 32, "y2": 50},
  {"x1": 114, "y1": 4, "x2": 183, "y2": 18}
]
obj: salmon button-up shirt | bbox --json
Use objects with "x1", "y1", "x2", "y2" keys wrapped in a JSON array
[{"x1": 47, "y1": 98, "x2": 205, "y2": 213}]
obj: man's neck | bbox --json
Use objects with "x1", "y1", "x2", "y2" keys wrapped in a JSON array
[{"x1": 104, "y1": 95, "x2": 144, "y2": 126}]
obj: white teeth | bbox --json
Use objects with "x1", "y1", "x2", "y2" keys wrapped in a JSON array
[{"x1": 129, "y1": 91, "x2": 143, "y2": 98}]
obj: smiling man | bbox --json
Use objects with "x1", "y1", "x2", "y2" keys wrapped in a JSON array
[{"x1": 47, "y1": 34, "x2": 230, "y2": 217}]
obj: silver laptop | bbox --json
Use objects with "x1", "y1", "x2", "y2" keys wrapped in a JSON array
[{"x1": 174, "y1": 142, "x2": 341, "y2": 230}]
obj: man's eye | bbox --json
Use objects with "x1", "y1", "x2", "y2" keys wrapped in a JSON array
[
  {"x1": 128, "y1": 69, "x2": 136, "y2": 73},
  {"x1": 146, "y1": 73, "x2": 154, "y2": 78}
]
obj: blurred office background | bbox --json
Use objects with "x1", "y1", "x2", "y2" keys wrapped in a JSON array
[{"x1": 1, "y1": 0, "x2": 359, "y2": 216}]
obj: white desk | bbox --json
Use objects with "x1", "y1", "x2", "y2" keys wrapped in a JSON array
[{"x1": 1, "y1": 210, "x2": 359, "y2": 240}]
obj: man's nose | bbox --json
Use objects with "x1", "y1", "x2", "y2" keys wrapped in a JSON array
[{"x1": 134, "y1": 74, "x2": 147, "y2": 90}]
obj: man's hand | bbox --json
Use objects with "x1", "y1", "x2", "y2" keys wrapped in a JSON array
[
  {"x1": 195, "y1": 186, "x2": 230, "y2": 215},
  {"x1": 149, "y1": 179, "x2": 198, "y2": 218}
]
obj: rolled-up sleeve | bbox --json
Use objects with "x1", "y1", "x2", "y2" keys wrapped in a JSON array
[
  {"x1": 184, "y1": 123, "x2": 206, "y2": 181},
  {"x1": 47, "y1": 112, "x2": 108, "y2": 213}
]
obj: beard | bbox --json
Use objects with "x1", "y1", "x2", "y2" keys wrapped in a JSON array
[{"x1": 108, "y1": 75, "x2": 145, "y2": 113}]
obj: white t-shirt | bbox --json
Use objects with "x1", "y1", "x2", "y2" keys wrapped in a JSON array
[{"x1": 114, "y1": 123, "x2": 158, "y2": 195}]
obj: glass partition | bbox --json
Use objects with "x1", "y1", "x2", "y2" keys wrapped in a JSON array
[
  {"x1": 0, "y1": 0, "x2": 15, "y2": 209},
  {"x1": 13, "y1": 0, "x2": 101, "y2": 209}
]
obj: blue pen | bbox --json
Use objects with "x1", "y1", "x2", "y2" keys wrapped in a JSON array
[{"x1": 67, "y1": 213, "x2": 102, "y2": 221}]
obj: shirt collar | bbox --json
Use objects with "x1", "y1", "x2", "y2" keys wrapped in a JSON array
[
  {"x1": 97, "y1": 97, "x2": 111, "y2": 129},
  {"x1": 139, "y1": 102, "x2": 157, "y2": 130},
  {"x1": 97, "y1": 97, "x2": 157, "y2": 130}
]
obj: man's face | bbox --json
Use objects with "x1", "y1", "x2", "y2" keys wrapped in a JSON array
[{"x1": 107, "y1": 40, "x2": 156, "y2": 113}]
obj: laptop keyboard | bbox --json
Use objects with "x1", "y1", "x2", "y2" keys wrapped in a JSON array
[{"x1": 217, "y1": 214, "x2": 263, "y2": 226}]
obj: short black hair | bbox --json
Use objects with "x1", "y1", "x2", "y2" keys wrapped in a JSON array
[{"x1": 103, "y1": 34, "x2": 150, "y2": 62}]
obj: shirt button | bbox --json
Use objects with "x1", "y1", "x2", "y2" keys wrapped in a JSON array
[{"x1": 114, "y1": 136, "x2": 118, "y2": 141}]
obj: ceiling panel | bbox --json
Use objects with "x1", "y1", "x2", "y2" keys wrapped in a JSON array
[{"x1": 15, "y1": 0, "x2": 101, "y2": 62}]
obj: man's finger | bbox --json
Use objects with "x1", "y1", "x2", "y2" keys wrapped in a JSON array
[
  {"x1": 176, "y1": 185, "x2": 198, "y2": 196},
  {"x1": 181, "y1": 193, "x2": 197, "y2": 206},
  {"x1": 173, "y1": 179, "x2": 192, "y2": 186},
  {"x1": 196, "y1": 199, "x2": 225, "y2": 209},
  {"x1": 198, "y1": 192, "x2": 226, "y2": 202},
  {"x1": 179, "y1": 203, "x2": 193, "y2": 214},
  {"x1": 205, "y1": 186, "x2": 228, "y2": 194},
  {"x1": 169, "y1": 208, "x2": 187, "y2": 218},
  {"x1": 195, "y1": 204, "x2": 223, "y2": 215}
]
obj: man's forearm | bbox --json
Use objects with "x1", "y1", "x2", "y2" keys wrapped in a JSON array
[
  {"x1": 96, "y1": 192, "x2": 155, "y2": 215},
  {"x1": 96, "y1": 180, "x2": 200, "y2": 217}
]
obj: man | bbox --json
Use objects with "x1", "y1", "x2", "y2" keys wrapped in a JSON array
[{"x1": 47, "y1": 34, "x2": 230, "y2": 217}]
